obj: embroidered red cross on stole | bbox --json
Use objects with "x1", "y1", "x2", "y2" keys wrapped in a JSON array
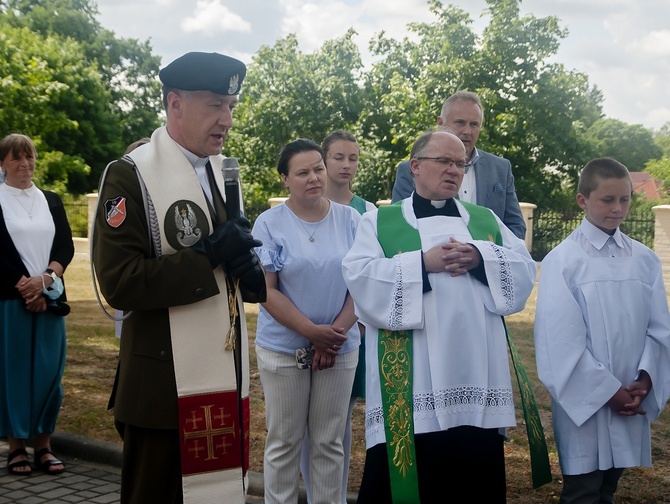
[{"x1": 178, "y1": 392, "x2": 250, "y2": 476}]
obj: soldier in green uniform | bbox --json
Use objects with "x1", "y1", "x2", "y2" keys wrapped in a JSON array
[{"x1": 92, "y1": 52, "x2": 265, "y2": 504}]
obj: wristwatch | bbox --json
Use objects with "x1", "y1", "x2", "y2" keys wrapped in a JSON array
[{"x1": 45, "y1": 268, "x2": 58, "y2": 285}]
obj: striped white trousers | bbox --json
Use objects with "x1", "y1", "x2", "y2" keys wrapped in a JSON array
[{"x1": 256, "y1": 346, "x2": 358, "y2": 504}]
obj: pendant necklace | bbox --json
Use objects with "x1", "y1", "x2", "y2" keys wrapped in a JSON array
[
  {"x1": 290, "y1": 199, "x2": 325, "y2": 242},
  {"x1": 14, "y1": 191, "x2": 36, "y2": 220}
]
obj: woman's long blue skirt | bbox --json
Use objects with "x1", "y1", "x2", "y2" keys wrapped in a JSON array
[{"x1": 0, "y1": 299, "x2": 67, "y2": 439}]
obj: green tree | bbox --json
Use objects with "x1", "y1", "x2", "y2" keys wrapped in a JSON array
[
  {"x1": 355, "y1": 0, "x2": 603, "y2": 208},
  {"x1": 648, "y1": 123, "x2": 670, "y2": 199},
  {"x1": 1, "y1": 0, "x2": 161, "y2": 190},
  {"x1": 654, "y1": 122, "x2": 670, "y2": 158},
  {"x1": 645, "y1": 157, "x2": 670, "y2": 199},
  {"x1": 356, "y1": 3, "x2": 477, "y2": 199},
  {"x1": 0, "y1": 23, "x2": 107, "y2": 193},
  {"x1": 226, "y1": 30, "x2": 364, "y2": 219},
  {"x1": 584, "y1": 118, "x2": 662, "y2": 172}
]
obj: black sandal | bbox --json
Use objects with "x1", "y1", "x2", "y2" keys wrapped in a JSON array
[
  {"x1": 34, "y1": 448, "x2": 65, "y2": 475},
  {"x1": 7, "y1": 448, "x2": 32, "y2": 476}
]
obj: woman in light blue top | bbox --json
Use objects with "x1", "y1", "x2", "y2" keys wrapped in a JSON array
[
  {"x1": 300, "y1": 130, "x2": 374, "y2": 502},
  {"x1": 252, "y1": 138, "x2": 361, "y2": 504}
]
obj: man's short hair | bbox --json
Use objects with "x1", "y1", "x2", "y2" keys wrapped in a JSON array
[
  {"x1": 410, "y1": 130, "x2": 440, "y2": 160},
  {"x1": 441, "y1": 90, "x2": 483, "y2": 119},
  {"x1": 578, "y1": 158, "x2": 633, "y2": 197}
]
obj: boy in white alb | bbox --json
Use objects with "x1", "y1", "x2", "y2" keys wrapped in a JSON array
[{"x1": 534, "y1": 158, "x2": 670, "y2": 503}]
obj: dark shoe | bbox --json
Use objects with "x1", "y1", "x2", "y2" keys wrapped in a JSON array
[
  {"x1": 7, "y1": 448, "x2": 32, "y2": 476},
  {"x1": 34, "y1": 448, "x2": 65, "y2": 475}
]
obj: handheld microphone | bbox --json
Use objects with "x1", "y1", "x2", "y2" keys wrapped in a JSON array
[{"x1": 222, "y1": 157, "x2": 242, "y2": 219}]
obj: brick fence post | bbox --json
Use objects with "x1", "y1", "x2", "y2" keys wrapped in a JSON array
[
  {"x1": 519, "y1": 202, "x2": 536, "y2": 252},
  {"x1": 86, "y1": 193, "x2": 98, "y2": 239},
  {"x1": 652, "y1": 205, "x2": 670, "y2": 290}
]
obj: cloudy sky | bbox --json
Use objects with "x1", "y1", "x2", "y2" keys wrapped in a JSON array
[{"x1": 95, "y1": 0, "x2": 670, "y2": 130}]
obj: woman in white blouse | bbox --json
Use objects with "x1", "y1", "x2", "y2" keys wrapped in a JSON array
[{"x1": 0, "y1": 134, "x2": 74, "y2": 476}]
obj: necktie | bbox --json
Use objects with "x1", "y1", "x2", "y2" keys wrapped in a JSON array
[{"x1": 205, "y1": 161, "x2": 228, "y2": 224}]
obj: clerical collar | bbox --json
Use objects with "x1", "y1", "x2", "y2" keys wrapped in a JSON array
[
  {"x1": 412, "y1": 193, "x2": 459, "y2": 218},
  {"x1": 177, "y1": 145, "x2": 208, "y2": 170}
]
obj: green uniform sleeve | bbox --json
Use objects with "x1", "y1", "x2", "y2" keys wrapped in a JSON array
[{"x1": 92, "y1": 159, "x2": 220, "y2": 311}]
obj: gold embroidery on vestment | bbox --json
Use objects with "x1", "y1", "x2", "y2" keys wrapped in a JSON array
[
  {"x1": 380, "y1": 330, "x2": 415, "y2": 478},
  {"x1": 183, "y1": 404, "x2": 236, "y2": 461}
]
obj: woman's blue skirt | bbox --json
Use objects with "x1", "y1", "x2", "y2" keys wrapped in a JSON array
[{"x1": 0, "y1": 299, "x2": 67, "y2": 439}]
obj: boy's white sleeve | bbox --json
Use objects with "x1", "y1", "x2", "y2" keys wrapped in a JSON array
[
  {"x1": 534, "y1": 250, "x2": 621, "y2": 427},
  {"x1": 638, "y1": 256, "x2": 670, "y2": 420}
]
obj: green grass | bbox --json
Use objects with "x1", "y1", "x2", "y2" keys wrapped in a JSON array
[{"x1": 59, "y1": 256, "x2": 670, "y2": 502}]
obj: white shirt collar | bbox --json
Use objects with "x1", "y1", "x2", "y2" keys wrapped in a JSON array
[
  {"x1": 580, "y1": 217, "x2": 625, "y2": 250},
  {"x1": 0, "y1": 182, "x2": 37, "y2": 196},
  {"x1": 466, "y1": 147, "x2": 480, "y2": 172},
  {"x1": 176, "y1": 145, "x2": 208, "y2": 170}
]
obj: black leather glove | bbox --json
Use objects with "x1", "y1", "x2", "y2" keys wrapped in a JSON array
[
  {"x1": 192, "y1": 217, "x2": 262, "y2": 268},
  {"x1": 227, "y1": 250, "x2": 267, "y2": 303}
]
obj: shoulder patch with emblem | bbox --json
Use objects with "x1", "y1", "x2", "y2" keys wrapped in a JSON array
[
  {"x1": 165, "y1": 200, "x2": 210, "y2": 250},
  {"x1": 104, "y1": 196, "x2": 127, "y2": 228}
]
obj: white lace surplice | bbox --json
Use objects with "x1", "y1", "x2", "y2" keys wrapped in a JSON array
[{"x1": 342, "y1": 198, "x2": 536, "y2": 448}]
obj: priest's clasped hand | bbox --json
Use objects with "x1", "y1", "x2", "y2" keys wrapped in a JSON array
[
  {"x1": 442, "y1": 238, "x2": 482, "y2": 276},
  {"x1": 424, "y1": 238, "x2": 482, "y2": 276}
]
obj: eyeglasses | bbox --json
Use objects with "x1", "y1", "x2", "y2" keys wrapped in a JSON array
[{"x1": 415, "y1": 156, "x2": 467, "y2": 172}]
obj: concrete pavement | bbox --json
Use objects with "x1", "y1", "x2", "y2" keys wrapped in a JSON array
[{"x1": 0, "y1": 432, "x2": 266, "y2": 503}]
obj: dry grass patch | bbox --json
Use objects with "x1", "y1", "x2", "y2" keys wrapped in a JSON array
[{"x1": 59, "y1": 257, "x2": 670, "y2": 502}]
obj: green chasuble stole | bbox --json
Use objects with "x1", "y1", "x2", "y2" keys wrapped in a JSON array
[{"x1": 376, "y1": 202, "x2": 552, "y2": 501}]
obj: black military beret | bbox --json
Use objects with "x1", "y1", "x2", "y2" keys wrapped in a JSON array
[{"x1": 159, "y1": 52, "x2": 246, "y2": 95}]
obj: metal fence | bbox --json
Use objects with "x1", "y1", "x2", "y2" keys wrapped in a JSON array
[{"x1": 531, "y1": 208, "x2": 655, "y2": 261}]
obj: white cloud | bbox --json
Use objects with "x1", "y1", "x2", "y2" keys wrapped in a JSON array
[
  {"x1": 631, "y1": 30, "x2": 670, "y2": 58},
  {"x1": 276, "y1": 0, "x2": 439, "y2": 63},
  {"x1": 93, "y1": 0, "x2": 670, "y2": 129},
  {"x1": 278, "y1": 0, "x2": 354, "y2": 51},
  {"x1": 645, "y1": 107, "x2": 670, "y2": 130},
  {"x1": 524, "y1": 0, "x2": 630, "y2": 19},
  {"x1": 358, "y1": 0, "x2": 437, "y2": 42},
  {"x1": 361, "y1": 0, "x2": 434, "y2": 18},
  {"x1": 182, "y1": 0, "x2": 251, "y2": 34}
]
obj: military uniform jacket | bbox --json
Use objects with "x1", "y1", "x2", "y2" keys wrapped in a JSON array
[{"x1": 93, "y1": 157, "x2": 221, "y2": 429}]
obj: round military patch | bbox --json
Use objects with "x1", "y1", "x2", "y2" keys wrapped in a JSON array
[{"x1": 164, "y1": 200, "x2": 210, "y2": 250}]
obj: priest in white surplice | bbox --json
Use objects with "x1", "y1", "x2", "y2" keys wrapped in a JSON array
[{"x1": 342, "y1": 130, "x2": 536, "y2": 503}]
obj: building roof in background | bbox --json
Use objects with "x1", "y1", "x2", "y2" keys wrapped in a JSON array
[{"x1": 630, "y1": 172, "x2": 662, "y2": 200}]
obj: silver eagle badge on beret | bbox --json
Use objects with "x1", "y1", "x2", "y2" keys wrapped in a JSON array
[{"x1": 228, "y1": 74, "x2": 240, "y2": 95}]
